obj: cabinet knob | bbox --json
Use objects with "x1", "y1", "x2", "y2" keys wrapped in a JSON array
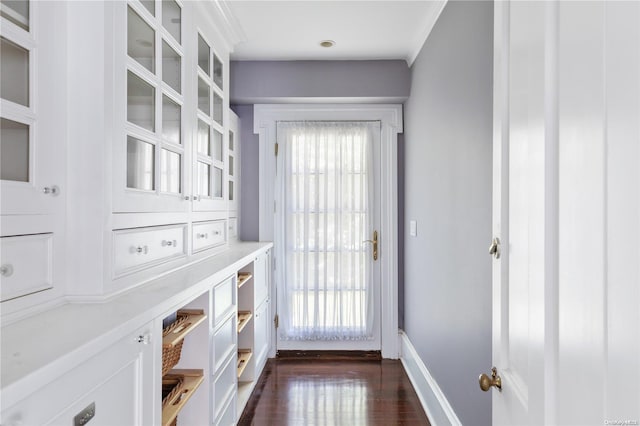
[
  {"x1": 133, "y1": 245, "x2": 148, "y2": 254},
  {"x1": 0, "y1": 264, "x2": 14, "y2": 277},
  {"x1": 213, "y1": 231, "x2": 220, "y2": 235},
  {"x1": 193, "y1": 195, "x2": 200, "y2": 201},
  {"x1": 162, "y1": 240, "x2": 177, "y2": 247},
  {"x1": 42, "y1": 185, "x2": 60, "y2": 196},
  {"x1": 184, "y1": 195, "x2": 191, "y2": 201},
  {"x1": 197, "y1": 233, "x2": 208, "y2": 239},
  {"x1": 136, "y1": 334, "x2": 151, "y2": 345}
]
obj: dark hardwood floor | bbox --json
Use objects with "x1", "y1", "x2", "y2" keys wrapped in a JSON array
[{"x1": 238, "y1": 358, "x2": 431, "y2": 426}]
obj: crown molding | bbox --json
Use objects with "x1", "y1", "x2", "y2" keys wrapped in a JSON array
[{"x1": 407, "y1": 0, "x2": 448, "y2": 66}]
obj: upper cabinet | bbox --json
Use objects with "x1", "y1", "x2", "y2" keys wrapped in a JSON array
[
  {"x1": 0, "y1": 1, "x2": 67, "y2": 306},
  {"x1": 114, "y1": 0, "x2": 187, "y2": 213},
  {"x1": 1, "y1": 0, "x2": 243, "y2": 317}
]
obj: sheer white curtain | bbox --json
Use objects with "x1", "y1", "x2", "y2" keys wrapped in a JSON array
[{"x1": 276, "y1": 121, "x2": 376, "y2": 341}]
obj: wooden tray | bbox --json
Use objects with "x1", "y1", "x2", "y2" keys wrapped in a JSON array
[
  {"x1": 237, "y1": 272, "x2": 253, "y2": 288},
  {"x1": 237, "y1": 349, "x2": 253, "y2": 378},
  {"x1": 237, "y1": 311, "x2": 253, "y2": 333},
  {"x1": 161, "y1": 369, "x2": 205, "y2": 426},
  {"x1": 162, "y1": 309, "x2": 207, "y2": 348}
]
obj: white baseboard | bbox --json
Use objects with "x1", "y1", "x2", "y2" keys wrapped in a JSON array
[{"x1": 399, "y1": 331, "x2": 462, "y2": 426}]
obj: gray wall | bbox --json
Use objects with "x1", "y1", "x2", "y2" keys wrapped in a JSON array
[
  {"x1": 231, "y1": 60, "x2": 410, "y2": 104},
  {"x1": 232, "y1": 104, "x2": 260, "y2": 241},
  {"x1": 403, "y1": 2, "x2": 493, "y2": 425}
]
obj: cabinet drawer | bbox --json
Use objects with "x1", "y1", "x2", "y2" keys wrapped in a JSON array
[
  {"x1": 212, "y1": 276, "x2": 235, "y2": 327},
  {"x1": 213, "y1": 314, "x2": 236, "y2": 373},
  {"x1": 228, "y1": 218, "x2": 237, "y2": 239},
  {"x1": 192, "y1": 220, "x2": 226, "y2": 253},
  {"x1": 215, "y1": 392, "x2": 236, "y2": 426},
  {"x1": 213, "y1": 354, "x2": 236, "y2": 420},
  {"x1": 113, "y1": 224, "x2": 187, "y2": 277},
  {"x1": 0, "y1": 234, "x2": 53, "y2": 302}
]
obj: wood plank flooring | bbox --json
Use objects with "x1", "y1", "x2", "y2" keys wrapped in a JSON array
[{"x1": 238, "y1": 359, "x2": 431, "y2": 426}]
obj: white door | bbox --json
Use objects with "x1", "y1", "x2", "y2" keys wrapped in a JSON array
[
  {"x1": 274, "y1": 121, "x2": 382, "y2": 351},
  {"x1": 490, "y1": 1, "x2": 640, "y2": 425}
]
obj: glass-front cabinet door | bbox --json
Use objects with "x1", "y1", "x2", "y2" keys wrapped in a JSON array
[
  {"x1": 193, "y1": 30, "x2": 227, "y2": 212},
  {"x1": 113, "y1": 0, "x2": 187, "y2": 213},
  {"x1": 0, "y1": 1, "x2": 64, "y2": 218}
]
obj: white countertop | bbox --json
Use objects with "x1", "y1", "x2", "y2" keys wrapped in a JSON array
[{"x1": 1, "y1": 241, "x2": 272, "y2": 408}]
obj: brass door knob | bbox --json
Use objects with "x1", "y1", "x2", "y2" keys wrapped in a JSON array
[{"x1": 479, "y1": 367, "x2": 502, "y2": 392}]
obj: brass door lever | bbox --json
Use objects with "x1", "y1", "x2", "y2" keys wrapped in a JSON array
[{"x1": 363, "y1": 230, "x2": 378, "y2": 261}]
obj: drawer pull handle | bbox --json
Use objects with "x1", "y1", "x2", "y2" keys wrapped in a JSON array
[
  {"x1": 0, "y1": 264, "x2": 14, "y2": 277},
  {"x1": 42, "y1": 185, "x2": 60, "y2": 196},
  {"x1": 197, "y1": 233, "x2": 208, "y2": 239},
  {"x1": 193, "y1": 195, "x2": 200, "y2": 201},
  {"x1": 133, "y1": 246, "x2": 148, "y2": 254},
  {"x1": 184, "y1": 195, "x2": 191, "y2": 201},
  {"x1": 162, "y1": 240, "x2": 177, "y2": 247},
  {"x1": 136, "y1": 334, "x2": 151, "y2": 345}
]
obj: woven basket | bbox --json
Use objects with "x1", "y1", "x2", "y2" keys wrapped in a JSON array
[{"x1": 161, "y1": 313, "x2": 189, "y2": 376}]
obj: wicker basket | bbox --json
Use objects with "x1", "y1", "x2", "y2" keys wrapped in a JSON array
[{"x1": 161, "y1": 313, "x2": 189, "y2": 376}]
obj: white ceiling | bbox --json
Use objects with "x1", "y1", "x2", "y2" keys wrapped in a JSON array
[{"x1": 224, "y1": 1, "x2": 446, "y2": 64}]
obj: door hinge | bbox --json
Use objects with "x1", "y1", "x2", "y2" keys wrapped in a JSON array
[
  {"x1": 275, "y1": 143, "x2": 279, "y2": 157},
  {"x1": 274, "y1": 314, "x2": 279, "y2": 329}
]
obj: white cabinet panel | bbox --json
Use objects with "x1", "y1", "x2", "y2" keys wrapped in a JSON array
[
  {"x1": 113, "y1": 223, "x2": 187, "y2": 277},
  {"x1": 1, "y1": 322, "x2": 155, "y2": 426},
  {"x1": 192, "y1": 219, "x2": 226, "y2": 253},
  {"x1": 228, "y1": 217, "x2": 237, "y2": 239},
  {"x1": 0, "y1": 233, "x2": 52, "y2": 302},
  {"x1": 215, "y1": 392, "x2": 236, "y2": 426},
  {"x1": 212, "y1": 275, "x2": 235, "y2": 327},
  {"x1": 213, "y1": 354, "x2": 236, "y2": 420},
  {"x1": 254, "y1": 300, "x2": 269, "y2": 368},
  {"x1": 213, "y1": 313, "x2": 236, "y2": 373},
  {"x1": 253, "y1": 252, "x2": 269, "y2": 307}
]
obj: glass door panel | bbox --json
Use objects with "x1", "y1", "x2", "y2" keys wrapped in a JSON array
[
  {"x1": 198, "y1": 78, "x2": 210, "y2": 116},
  {"x1": 162, "y1": 95, "x2": 180, "y2": 144},
  {"x1": 198, "y1": 34, "x2": 210, "y2": 75},
  {"x1": 213, "y1": 166, "x2": 223, "y2": 198},
  {"x1": 162, "y1": 0, "x2": 181, "y2": 43},
  {"x1": 0, "y1": 0, "x2": 29, "y2": 31},
  {"x1": 127, "y1": 7, "x2": 154, "y2": 73},
  {"x1": 0, "y1": 117, "x2": 29, "y2": 182},
  {"x1": 127, "y1": 136, "x2": 155, "y2": 191},
  {"x1": 197, "y1": 162, "x2": 211, "y2": 197},
  {"x1": 1, "y1": 36, "x2": 29, "y2": 106},
  {"x1": 127, "y1": 71, "x2": 155, "y2": 132},
  {"x1": 197, "y1": 120, "x2": 210, "y2": 155},
  {"x1": 162, "y1": 40, "x2": 181, "y2": 93},
  {"x1": 213, "y1": 54, "x2": 223, "y2": 88},
  {"x1": 212, "y1": 129, "x2": 223, "y2": 161},
  {"x1": 213, "y1": 92, "x2": 223, "y2": 125},
  {"x1": 160, "y1": 149, "x2": 181, "y2": 193}
]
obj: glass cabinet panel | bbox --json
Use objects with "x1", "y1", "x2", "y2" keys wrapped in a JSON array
[
  {"x1": 1, "y1": 37, "x2": 29, "y2": 106},
  {"x1": 140, "y1": 0, "x2": 154, "y2": 16},
  {"x1": 197, "y1": 162, "x2": 210, "y2": 197},
  {"x1": 198, "y1": 34, "x2": 210, "y2": 75},
  {"x1": 127, "y1": 136, "x2": 155, "y2": 190},
  {"x1": 197, "y1": 120, "x2": 209, "y2": 155},
  {"x1": 229, "y1": 156, "x2": 234, "y2": 177},
  {"x1": 127, "y1": 7, "x2": 154, "y2": 73},
  {"x1": 162, "y1": 95, "x2": 180, "y2": 144},
  {"x1": 213, "y1": 92, "x2": 223, "y2": 125},
  {"x1": 229, "y1": 181, "x2": 234, "y2": 201},
  {"x1": 162, "y1": 0, "x2": 181, "y2": 43},
  {"x1": 0, "y1": 118, "x2": 29, "y2": 182},
  {"x1": 162, "y1": 40, "x2": 181, "y2": 93},
  {"x1": 198, "y1": 77, "x2": 210, "y2": 116},
  {"x1": 127, "y1": 71, "x2": 155, "y2": 131},
  {"x1": 160, "y1": 149, "x2": 181, "y2": 193},
  {"x1": 212, "y1": 129, "x2": 223, "y2": 161},
  {"x1": 0, "y1": 0, "x2": 29, "y2": 31},
  {"x1": 213, "y1": 166, "x2": 223, "y2": 198},
  {"x1": 213, "y1": 54, "x2": 223, "y2": 88},
  {"x1": 229, "y1": 130, "x2": 234, "y2": 150}
]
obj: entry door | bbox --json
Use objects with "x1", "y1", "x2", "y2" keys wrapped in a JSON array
[
  {"x1": 491, "y1": 1, "x2": 640, "y2": 425},
  {"x1": 274, "y1": 121, "x2": 381, "y2": 351}
]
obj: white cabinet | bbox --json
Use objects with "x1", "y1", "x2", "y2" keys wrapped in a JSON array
[
  {"x1": 0, "y1": 0, "x2": 67, "y2": 309},
  {"x1": 0, "y1": 233, "x2": 52, "y2": 302},
  {"x1": 0, "y1": 321, "x2": 156, "y2": 426},
  {"x1": 228, "y1": 110, "x2": 240, "y2": 214},
  {"x1": 254, "y1": 300, "x2": 270, "y2": 370}
]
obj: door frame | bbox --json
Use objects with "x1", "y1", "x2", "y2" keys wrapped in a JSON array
[{"x1": 254, "y1": 104, "x2": 403, "y2": 359}]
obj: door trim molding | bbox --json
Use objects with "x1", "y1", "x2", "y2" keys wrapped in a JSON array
[
  {"x1": 399, "y1": 331, "x2": 462, "y2": 426},
  {"x1": 254, "y1": 104, "x2": 402, "y2": 359}
]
